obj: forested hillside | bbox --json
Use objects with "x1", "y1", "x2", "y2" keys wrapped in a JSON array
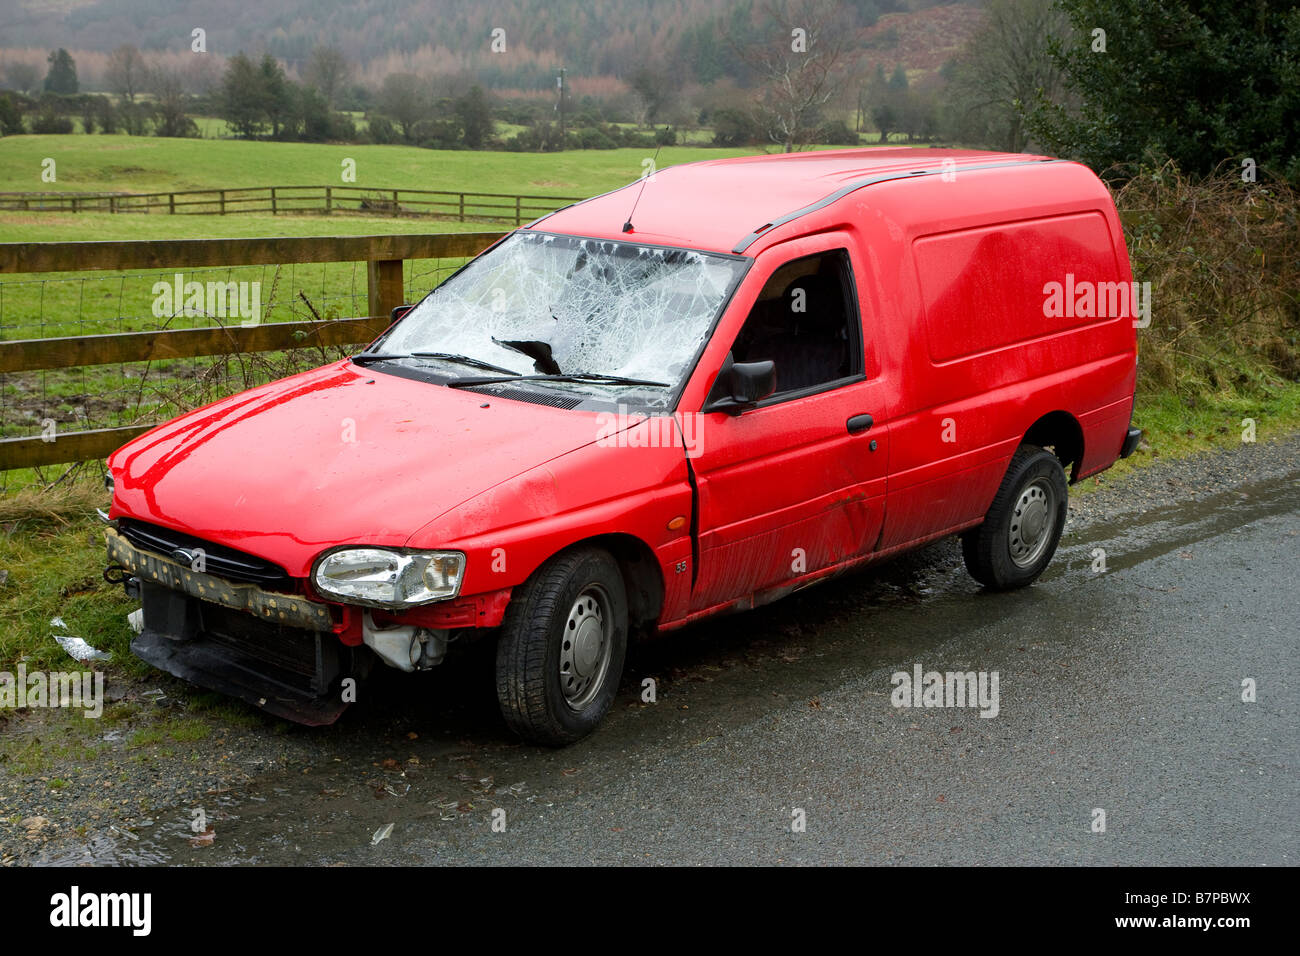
[{"x1": 1, "y1": 0, "x2": 964, "y2": 87}]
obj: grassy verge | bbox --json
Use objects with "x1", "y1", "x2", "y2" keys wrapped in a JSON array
[{"x1": 1081, "y1": 377, "x2": 1300, "y2": 490}]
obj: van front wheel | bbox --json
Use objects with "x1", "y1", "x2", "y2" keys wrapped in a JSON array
[
  {"x1": 495, "y1": 547, "x2": 628, "y2": 746},
  {"x1": 961, "y1": 445, "x2": 1068, "y2": 590}
]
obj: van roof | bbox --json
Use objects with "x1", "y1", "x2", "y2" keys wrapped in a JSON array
[{"x1": 532, "y1": 147, "x2": 1054, "y2": 255}]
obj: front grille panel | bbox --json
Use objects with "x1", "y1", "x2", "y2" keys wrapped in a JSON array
[
  {"x1": 200, "y1": 603, "x2": 321, "y2": 682},
  {"x1": 118, "y1": 518, "x2": 292, "y2": 589}
]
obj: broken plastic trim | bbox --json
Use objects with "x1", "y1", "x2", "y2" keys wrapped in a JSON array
[{"x1": 106, "y1": 527, "x2": 333, "y2": 632}]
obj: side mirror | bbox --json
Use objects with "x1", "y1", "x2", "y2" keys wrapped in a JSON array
[
  {"x1": 704, "y1": 354, "x2": 777, "y2": 415},
  {"x1": 390, "y1": 304, "x2": 413, "y2": 323}
]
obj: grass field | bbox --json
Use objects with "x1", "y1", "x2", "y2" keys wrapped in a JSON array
[{"x1": 0, "y1": 134, "x2": 773, "y2": 198}]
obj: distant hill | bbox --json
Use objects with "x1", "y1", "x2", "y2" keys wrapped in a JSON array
[{"x1": 0, "y1": 0, "x2": 983, "y2": 90}]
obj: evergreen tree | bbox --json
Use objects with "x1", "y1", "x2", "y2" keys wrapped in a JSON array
[
  {"x1": 1030, "y1": 0, "x2": 1300, "y2": 179},
  {"x1": 43, "y1": 49, "x2": 78, "y2": 95},
  {"x1": 221, "y1": 53, "x2": 266, "y2": 139}
]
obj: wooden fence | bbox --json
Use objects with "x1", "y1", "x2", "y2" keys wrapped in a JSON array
[
  {"x1": 0, "y1": 231, "x2": 504, "y2": 471},
  {"x1": 0, "y1": 185, "x2": 584, "y2": 226}
]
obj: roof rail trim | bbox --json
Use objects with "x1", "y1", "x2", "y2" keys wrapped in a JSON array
[{"x1": 730, "y1": 157, "x2": 1063, "y2": 254}]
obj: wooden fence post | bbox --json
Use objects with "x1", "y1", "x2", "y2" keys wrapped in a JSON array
[
  {"x1": 271, "y1": 187, "x2": 278, "y2": 215},
  {"x1": 515, "y1": 196, "x2": 522, "y2": 225},
  {"x1": 219, "y1": 190, "x2": 226, "y2": 215},
  {"x1": 325, "y1": 187, "x2": 332, "y2": 215},
  {"x1": 169, "y1": 192, "x2": 175, "y2": 214},
  {"x1": 459, "y1": 193, "x2": 465, "y2": 221},
  {"x1": 367, "y1": 258, "x2": 404, "y2": 320}
]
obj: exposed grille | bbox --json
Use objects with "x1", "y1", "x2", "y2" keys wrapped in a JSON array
[
  {"x1": 200, "y1": 603, "x2": 322, "y2": 683},
  {"x1": 118, "y1": 518, "x2": 292, "y2": 589}
]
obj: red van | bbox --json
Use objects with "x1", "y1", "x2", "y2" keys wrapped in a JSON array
[{"x1": 105, "y1": 148, "x2": 1140, "y2": 744}]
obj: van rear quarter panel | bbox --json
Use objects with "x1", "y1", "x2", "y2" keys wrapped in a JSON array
[{"x1": 846, "y1": 163, "x2": 1137, "y2": 549}]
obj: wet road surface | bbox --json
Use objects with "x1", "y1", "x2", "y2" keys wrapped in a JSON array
[{"x1": 36, "y1": 471, "x2": 1300, "y2": 865}]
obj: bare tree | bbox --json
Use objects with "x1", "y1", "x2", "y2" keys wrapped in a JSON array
[
  {"x1": 304, "y1": 46, "x2": 350, "y2": 107},
  {"x1": 628, "y1": 66, "x2": 676, "y2": 128},
  {"x1": 740, "y1": 0, "x2": 862, "y2": 152},
  {"x1": 106, "y1": 45, "x2": 147, "y2": 103},
  {"x1": 4, "y1": 61, "x2": 39, "y2": 94},
  {"x1": 378, "y1": 73, "x2": 428, "y2": 142},
  {"x1": 946, "y1": 0, "x2": 1072, "y2": 152},
  {"x1": 151, "y1": 67, "x2": 196, "y2": 137}
]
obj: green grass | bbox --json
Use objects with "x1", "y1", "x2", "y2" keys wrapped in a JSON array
[
  {"x1": 0, "y1": 210, "x2": 497, "y2": 447},
  {"x1": 0, "y1": 209, "x2": 491, "y2": 341},
  {"x1": 0, "y1": 496, "x2": 140, "y2": 675},
  {"x1": 165, "y1": 718, "x2": 212, "y2": 742},
  {"x1": 1086, "y1": 377, "x2": 1300, "y2": 488},
  {"x1": 0, "y1": 134, "x2": 780, "y2": 197},
  {"x1": 127, "y1": 727, "x2": 166, "y2": 748}
]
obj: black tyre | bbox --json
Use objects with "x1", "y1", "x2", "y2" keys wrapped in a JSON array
[
  {"x1": 495, "y1": 547, "x2": 628, "y2": 746},
  {"x1": 961, "y1": 444, "x2": 1068, "y2": 590}
]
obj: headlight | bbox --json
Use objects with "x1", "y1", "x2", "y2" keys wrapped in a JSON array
[{"x1": 312, "y1": 548, "x2": 466, "y2": 608}]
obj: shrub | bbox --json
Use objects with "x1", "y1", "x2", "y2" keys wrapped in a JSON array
[
  {"x1": 30, "y1": 108, "x2": 72, "y2": 134},
  {"x1": 712, "y1": 108, "x2": 760, "y2": 147},
  {"x1": 1114, "y1": 159, "x2": 1300, "y2": 396},
  {"x1": 365, "y1": 114, "x2": 400, "y2": 144},
  {"x1": 818, "y1": 119, "x2": 860, "y2": 146}
]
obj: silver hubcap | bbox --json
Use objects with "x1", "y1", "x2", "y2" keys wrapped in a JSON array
[
  {"x1": 1008, "y1": 477, "x2": 1056, "y2": 568},
  {"x1": 559, "y1": 586, "x2": 612, "y2": 710}
]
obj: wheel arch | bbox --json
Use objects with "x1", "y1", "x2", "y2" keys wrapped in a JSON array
[
  {"x1": 1023, "y1": 410, "x2": 1085, "y2": 483},
  {"x1": 542, "y1": 533, "x2": 665, "y2": 635}
]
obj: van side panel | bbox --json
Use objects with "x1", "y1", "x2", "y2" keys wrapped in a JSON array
[
  {"x1": 913, "y1": 211, "x2": 1121, "y2": 363},
  {"x1": 858, "y1": 164, "x2": 1137, "y2": 551}
]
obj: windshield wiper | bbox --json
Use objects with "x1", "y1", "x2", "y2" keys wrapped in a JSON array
[
  {"x1": 351, "y1": 352, "x2": 519, "y2": 375},
  {"x1": 410, "y1": 352, "x2": 520, "y2": 375},
  {"x1": 447, "y1": 372, "x2": 671, "y2": 389}
]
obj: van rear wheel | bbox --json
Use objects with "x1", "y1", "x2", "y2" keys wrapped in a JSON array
[
  {"x1": 961, "y1": 445, "x2": 1068, "y2": 590},
  {"x1": 495, "y1": 547, "x2": 628, "y2": 746}
]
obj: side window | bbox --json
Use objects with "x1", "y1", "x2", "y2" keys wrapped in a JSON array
[{"x1": 730, "y1": 249, "x2": 862, "y2": 397}]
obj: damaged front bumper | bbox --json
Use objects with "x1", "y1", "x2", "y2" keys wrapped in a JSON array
[{"x1": 106, "y1": 527, "x2": 358, "y2": 725}]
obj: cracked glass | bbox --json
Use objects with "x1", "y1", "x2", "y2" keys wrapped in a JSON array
[{"x1": 378, "y1": 231, "x2": 748, "y2": 406}]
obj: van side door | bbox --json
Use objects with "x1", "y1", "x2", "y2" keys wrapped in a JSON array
[{"x1": 684, "y1": 240, "x2": 891, "y2": 613}]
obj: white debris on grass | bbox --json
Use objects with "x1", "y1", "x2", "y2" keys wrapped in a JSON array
[{"x1": 54, "y1": 635, "x2": 112, "y2": 662}]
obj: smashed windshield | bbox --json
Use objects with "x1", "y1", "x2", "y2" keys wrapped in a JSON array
[{"x1": 376, "y1": 231, "x2": 747, "y2": 405}]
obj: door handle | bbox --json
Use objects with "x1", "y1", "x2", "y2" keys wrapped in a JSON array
[{"x1": 846, "y1": 413, "x2": 874, "y2": 435}]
